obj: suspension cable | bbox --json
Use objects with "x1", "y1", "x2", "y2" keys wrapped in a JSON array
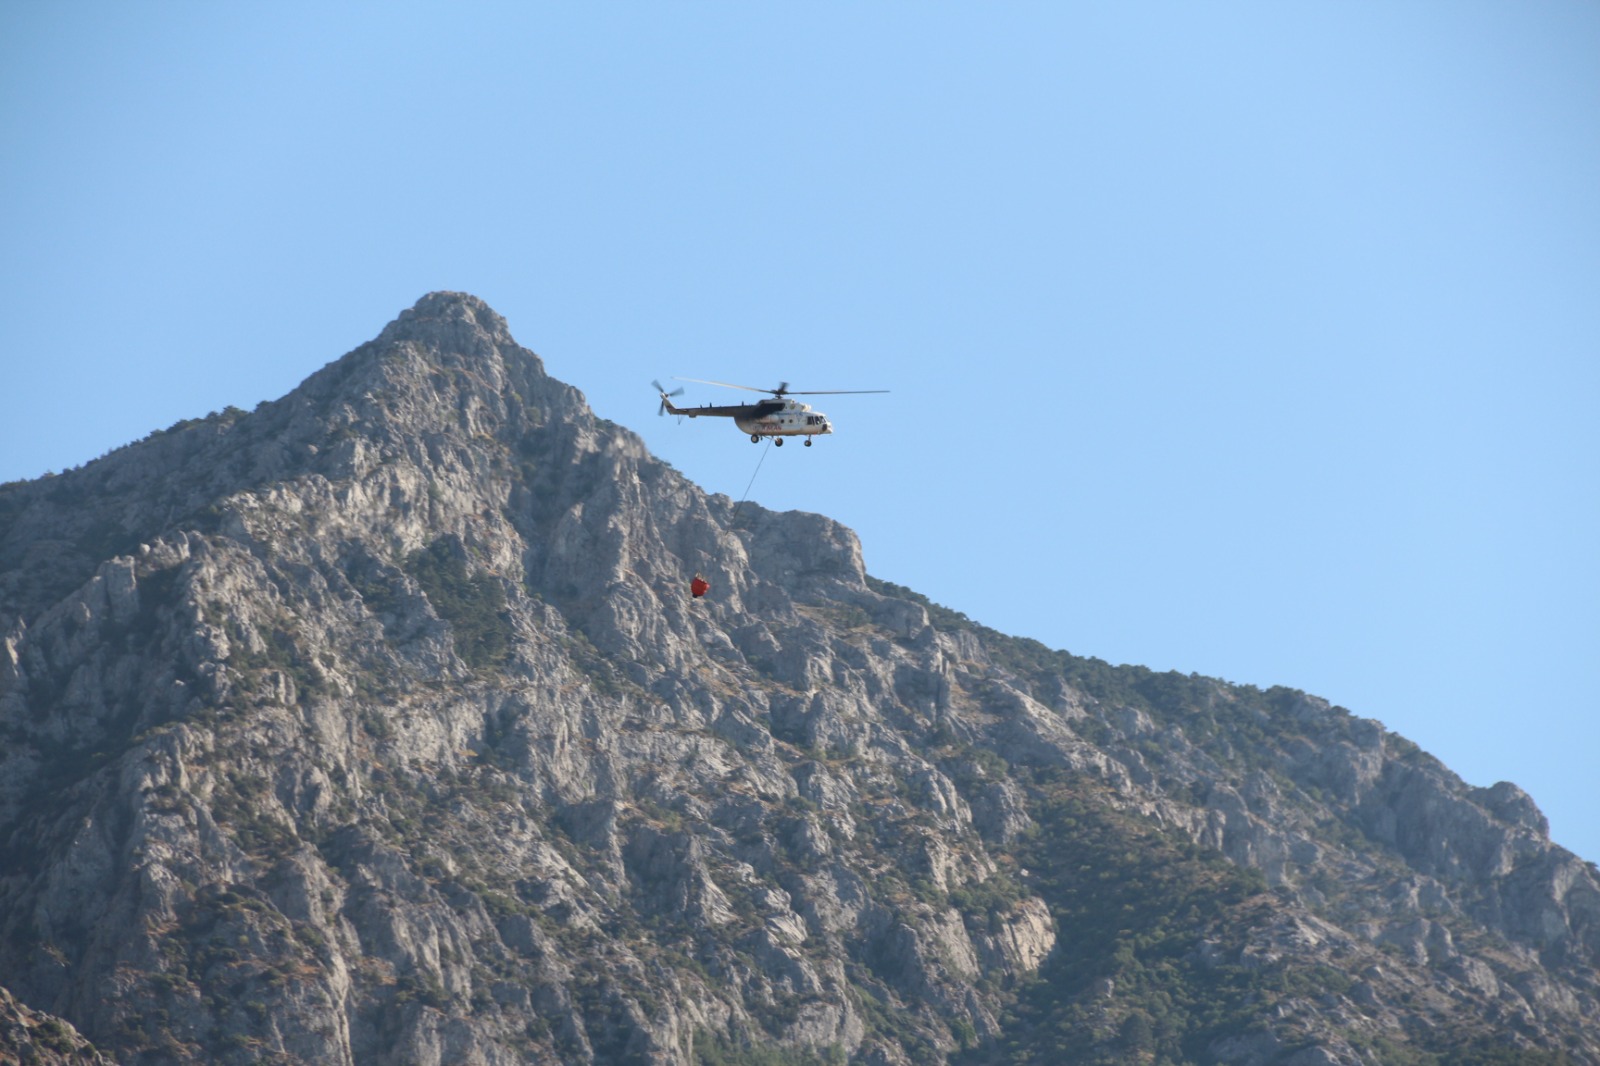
[{"x1": 730, "y1": 439, "x2": 772, "y2": 528}]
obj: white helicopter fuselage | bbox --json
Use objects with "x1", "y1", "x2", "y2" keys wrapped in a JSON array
[{"x1": 732, "y1": 399, "x2": 832, "y2": 438}]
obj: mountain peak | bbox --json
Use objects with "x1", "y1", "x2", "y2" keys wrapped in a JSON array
[{"x1": 378, "y1": 290, "x2": 514, "y2": 351}]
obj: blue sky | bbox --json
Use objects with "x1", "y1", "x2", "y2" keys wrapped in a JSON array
[{"x1": 3, "y1": 2, "x2": 1596, "y2": 862}]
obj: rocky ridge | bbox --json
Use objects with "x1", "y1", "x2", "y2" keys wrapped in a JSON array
[{"x1": 0, "y1": 292, "x2": 1596, "y2": 1064}]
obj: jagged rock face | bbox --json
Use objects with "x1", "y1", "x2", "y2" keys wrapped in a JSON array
[
  {"x1": 0, "y1": 984, "x2": 112, "y2": 1065},
  {"x1": 1, "y1": 292, "x2": 1597, "y2": 1065}
]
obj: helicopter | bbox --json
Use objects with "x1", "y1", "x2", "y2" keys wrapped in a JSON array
[{"x1": 653, "y1": 378, "x2": 888, "y2": 446}]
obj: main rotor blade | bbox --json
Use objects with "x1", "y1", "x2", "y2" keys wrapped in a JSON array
[
  {"x1": 673, "y1": 376, "x2": 773, "y2": 394},
  {"x1": 674, "y1": 376, "x2": 888, "y2": 396},
  {"x1": 781, "y1": 389, "x2": 890, "y2": 395}
]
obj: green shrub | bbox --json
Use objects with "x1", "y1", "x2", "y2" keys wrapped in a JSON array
[{"x1": 406, "y1": 537, "x2": 512, "y2": 670}]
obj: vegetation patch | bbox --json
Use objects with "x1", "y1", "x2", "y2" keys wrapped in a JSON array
[
  {"x1": 692, "y1": 1030, "x2": 847, "y2": 1065},
  {"x1": 406, "y1": 536, "x2": 512, "y2": 670},
  {"x1": 960, "y1": 774, "x2": 1281, "y2": 1065}
]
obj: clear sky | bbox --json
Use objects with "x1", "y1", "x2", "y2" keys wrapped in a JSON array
[{"x1": 3, "y1": 2, "x2": 1596, "y2": 863}]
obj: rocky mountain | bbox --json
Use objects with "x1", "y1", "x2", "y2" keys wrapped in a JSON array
[{"x1": 1, "y1": 292, "x2": 1596, "y2": 1066}]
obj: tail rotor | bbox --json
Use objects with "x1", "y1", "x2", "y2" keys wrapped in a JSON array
[{"x1": 653, "y1": 379, "x2": 685, "y2": 417}]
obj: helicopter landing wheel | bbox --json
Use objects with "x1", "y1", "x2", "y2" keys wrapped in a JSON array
[
  {"x1": 804, "y1": 438, "x2": 813, "y2": 447},
  {"x1": 774, "y1": 438, "x2": 784, "y2": 447},
  {"x1": 751, "y1": 434, "x2": 760, "y2": 443}
]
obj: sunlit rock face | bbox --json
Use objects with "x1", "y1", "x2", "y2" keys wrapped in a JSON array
[{"x1": 1, "y1": 292, "x2": 1597, "y2": 1065}]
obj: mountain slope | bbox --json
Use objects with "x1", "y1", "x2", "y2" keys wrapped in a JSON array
[{"x1": 1, "y1": 292, "x2": 1595, "y2": 1065}]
